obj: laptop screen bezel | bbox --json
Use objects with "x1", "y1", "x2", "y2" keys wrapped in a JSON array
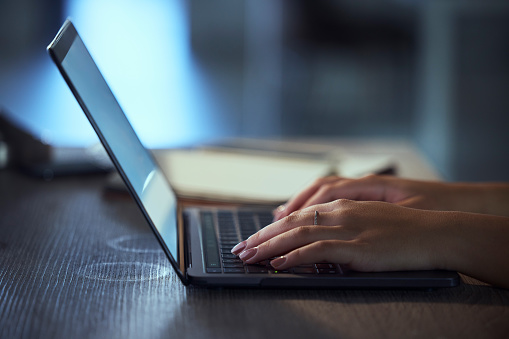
[{"x1": 47, "y1": 19, "x2": 188, "y2": 284}]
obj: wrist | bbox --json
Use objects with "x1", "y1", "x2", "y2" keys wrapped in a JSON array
[
  {"x1": 441, "y1": 183, "x2": 478, "y2": 212},
  {"x1": 426, "y1": 210, "x2": 509, "y2": 288},
  {"x1": 423, "y1": 210, "x2": 464, "y2": 271},
  {"x1": 446, "y1": 183, "x2": 509, "y2": 216}
]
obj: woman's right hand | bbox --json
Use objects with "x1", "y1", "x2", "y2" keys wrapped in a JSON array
[{"x1": 273, "y1": 175, "x2": 477, "y2": 221}]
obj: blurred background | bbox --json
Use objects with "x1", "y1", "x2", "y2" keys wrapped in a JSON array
[{"x1": 0, "y1": 0, "x2": 508, "y2": 181}]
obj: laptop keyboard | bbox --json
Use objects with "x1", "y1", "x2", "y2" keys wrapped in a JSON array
[{"x1": 201, "y1": 210, "x2": 343, "y2": 275}]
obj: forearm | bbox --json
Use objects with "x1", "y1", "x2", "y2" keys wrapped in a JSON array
[
  {"x1": 432, "y1": 211, "x2": 509, "y2": 288},
  {"x1": 436, "y1": 182, "x2": 509, "y2": 217}
]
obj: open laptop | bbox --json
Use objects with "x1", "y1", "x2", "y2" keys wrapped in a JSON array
[{"x1": 48, "y1": 19, "x2": 459, "y2": 288}]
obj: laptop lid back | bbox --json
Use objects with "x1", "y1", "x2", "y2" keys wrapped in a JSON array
[{"x1": 47, "y1": 19, "x2": 186, "y2": 282}]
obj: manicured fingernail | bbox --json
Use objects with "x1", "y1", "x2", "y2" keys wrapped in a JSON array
[
  {"x1": 270, "y1": 256, "x2": 286, "y2": 269},
  {"x1": 231, "y1": 241, "x2": 247, "y2": 255},
  {"x1": 239, "y1": 247, "x2": 257, "y2": 262}
]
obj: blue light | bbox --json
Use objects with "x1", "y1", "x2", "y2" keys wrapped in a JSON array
[
  {"x1": 0, "y1": 56, "x2": 91, "y2": 146},
  {"x1": 63, "y1": 0, "x2": 221, "y2": 148}
]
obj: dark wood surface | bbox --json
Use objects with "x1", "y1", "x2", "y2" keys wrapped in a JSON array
[{"x1": 1, "y1": 170, "x2": 509, "y2": 339}]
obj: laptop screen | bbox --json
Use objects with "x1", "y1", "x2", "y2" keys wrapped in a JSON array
[{"x1": 48, "y1": 20, "x2": 179, "y2": 268}]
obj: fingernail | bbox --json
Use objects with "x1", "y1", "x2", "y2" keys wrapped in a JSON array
[
  {"x1": 276, "y1": 204, "x2": 286, "y2": 213},
  {"x1": 270, "y1": 256, "x2": 286, "y2": 269},
  {"x1": 231, "y1": 241, "x2": 247, "y2": 255},
  {"x1": 239, "y1": 247, "x2": 257, "y2": 262},
  {"x1": 272, "y1": 205, "x2": 286, "y2": 221}
]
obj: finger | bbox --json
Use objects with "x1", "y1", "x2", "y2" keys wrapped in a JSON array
[
  {"x1": 298, "y1": 182, "x2": 343, "y2": 211},
  {"x1": 272, "y1": 204, "x2": 286, "y2": 217},
  {"x1": 333, "y1": 175, "x2": 401, "y2": 202},
  {"x1": 298, "y1": 200, "x2": 347, "y2": 219},
  {"x1": 240, "y1": 225, "x2": 353, "y2": 264},
  {"x1": 299, "y1": 175, "x2": 397, "y2": 210},
  {"x1": 248, "y1": 204, "x2": 342, "y2": 249},
  {"x1": 273, "y1": 176, "x2": 341, "y2": 221},
  {"x1": 269, "y1": 240, "x2": 356, "y2": 270},
  {"x1": 232, "y1": 203, "x2": 341, "y2": 255}
]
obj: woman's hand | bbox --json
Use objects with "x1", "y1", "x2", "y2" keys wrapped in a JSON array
[
  {"x1": 234, "y1": 199, "x2": 447, "y2": 272},
  {"x1": 273, "y1": 175, "x2": 509, "y2": 221},
  {"x1": 232, "y1": 198, "x2": 509, "y2": 288}
]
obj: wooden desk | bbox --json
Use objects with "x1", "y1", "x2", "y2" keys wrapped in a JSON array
[{"x1": 1, "y1": 140, "x2": 509, "y2": 338}]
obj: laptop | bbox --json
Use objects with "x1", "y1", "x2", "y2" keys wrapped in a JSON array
[{"x1": 48, "y1": 19, "x2": 459, "y2": 288}]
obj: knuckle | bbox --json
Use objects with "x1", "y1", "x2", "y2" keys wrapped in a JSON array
[
  {"x1": 300, "y1": 205, "x2": 318, "y2": 215},
  {"x1": 278, "y1": 214, "x2": 302, "y2": 234},
  {"x1": 313, "y1": 240, "x2": 332, "y2": 252},
  {"x1": 314, "y1": 240, "x2": 338, "y2": 261},
  {"x1": 285, "y1": 212, "x2": 301, "y2": 225},
  {"x1": 292, "y1": 247, "x2": 304, "y2": 261},
  {"x1": 293, "y1": 225, "x2": 312, "y2": 238},
  {"x1": 261, "y1": 238, "x2": 273, "y2": 251},
  {"x1": 334, "y1": 198, "x2": 352, "y2": 208}
]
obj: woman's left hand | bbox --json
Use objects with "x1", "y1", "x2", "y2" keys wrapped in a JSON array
[{"x1": 232, "y1": 199, "x2": 447, "y2": 272}]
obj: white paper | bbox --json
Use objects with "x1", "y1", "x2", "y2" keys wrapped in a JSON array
[{"x1": 152, "y1": 149, "x2": 395, "y2": 204}]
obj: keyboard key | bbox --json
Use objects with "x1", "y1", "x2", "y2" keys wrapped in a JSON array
[
  {"x1": 245, "y1": 265, "x2": 268, "y2": 274},
  {"x1": 239, "y1": 218, "x2": 256, "y2": 231},
  {"x1": 219, "y1": 241, "x2": 239, "y2": 247},
  {"x1": 206, "y1": 262, "x2": 221, "y2": 268},
  {"x1": 257, "y1": 212, "x2": 273, "y2": 227},
  {"x1": 201, "y1": 212, "x2": 221, "y2": 269},
  {"x1": 219, "y1": 235, "x2": 239, "y2": 240},
  {"x1": 224, "y1": 268, "x2": 245, "y2": 273},
  {"x1": 217, "y1": 212, "x2": 234, "y2": 223},
  {"x1": 316, "y1": 263, "x2": 335, "y2": 269},
  {"x1": 253, "y1": 260, "x2": 270, "y2": 266},
  {"x1": 293, "y1": 267, "x2": 317, "y2": 274},
  {"x1": 222, "y1": 258, "x2": 243, "y2": 263},
  {"x1": 317, "y1": 269, "x2": 338, "y2": 274},
  {"x1": 219, "y1": 236, "x2": 238, "y2": 241},
  {"x1": 202, "y1": 209, "x2": 276, "y2": 275},
  {"x1": 218, "y1": 229, "x2": 237, "y2": 234},
  {"x1": 223, "y1": 262, "x2": 244, "y2": 268}
]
